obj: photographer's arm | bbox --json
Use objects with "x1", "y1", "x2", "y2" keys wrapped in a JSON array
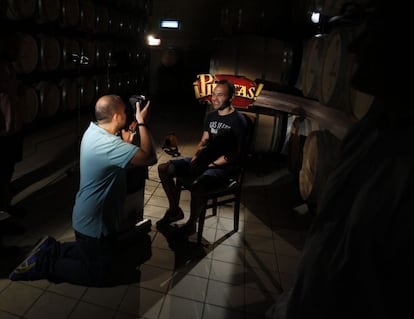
[{"x1": 128, "y1": 101, "x2": 157, "y2": 166}]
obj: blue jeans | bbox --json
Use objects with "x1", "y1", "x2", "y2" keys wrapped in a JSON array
[
  {"x1": 166, "y1": 157, "x2": 239, "y2": 225},
  {"x1": 170, "y1": 156, "x2": 238, "y2": 185}
]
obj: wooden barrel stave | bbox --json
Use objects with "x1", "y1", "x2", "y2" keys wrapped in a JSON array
[{"x1": 299, "y1": 129, "x2": 341, "y2": 212}]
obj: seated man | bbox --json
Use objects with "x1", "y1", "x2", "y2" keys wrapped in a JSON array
[
  {"x1": 9, "y1": 95, "x2": 157, "y2": 286},
  {"x1": 157, "y1": 79, "x2": 248, "y2": 236}
]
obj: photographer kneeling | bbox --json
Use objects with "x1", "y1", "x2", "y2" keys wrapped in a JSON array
[{"x1": 9, "y1": 95, "x2": 157, "y2": 286}]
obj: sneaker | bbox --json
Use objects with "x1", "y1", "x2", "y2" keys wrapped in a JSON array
[
  {"x1": 156, "y1": 208, "x2": 185, "y2": 226},
  {"x1": 177, "y1": 223, "x2": 197, "y2": 237},
  {"x1": 32, "y1": 236, "x2": 54, "y2": 253},
  {"x1": 8, "y1": 236, "x2": 53, "y2": 281},
  {"x1": 8, "y1": 250, "x2": 40, "y2": 281},
  {"x1": 0, "y1": 210, "x2": 11, "y2": 222},
  {"x1": 174, "y1": 223, "x2": 197, "y2": 237}
]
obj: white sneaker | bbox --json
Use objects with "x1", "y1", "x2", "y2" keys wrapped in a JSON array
[{"x1": 0, "y1": 211, "x2": 11, "y2": 221}]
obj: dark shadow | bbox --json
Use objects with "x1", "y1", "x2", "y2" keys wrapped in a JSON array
[
  {"x1": 1, "y1": 172, "x2": 75, "y2": 279},
  {"x1": 0, "y1": 244, "x2": 31, "y2": 278},
  {"x1": 241, "y1": 164, "x2": 313, "y2": 253},
  {"x1": 243, "y1": 236, "x2": 284, "y2": 294},
  {"x1": 11, "y1": 140, "x2": 78, "y2": 196},
  {"x1": 207, "y1": 229, "x2": 238, "y2": 249},
  {"x1": 109, "y1": 232, "x2": 153, "y2": 286},
  {"x1": 246, "y1": 152, "x2": 288, "y2": 177},
  {"x1": 156, "y1": 224, "x2": 207, "y2": 269},
  {"x1": 160, "y1": 222, "x2": 286, "y2": 300}
]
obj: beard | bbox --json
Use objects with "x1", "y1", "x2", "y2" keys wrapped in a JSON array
[{"x1": 217, "y1": 102, "x2": 231, "y2": 111}]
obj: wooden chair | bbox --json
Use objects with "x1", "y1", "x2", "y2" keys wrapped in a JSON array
[{"x1": 177, "y1": 113, "x2": 255, "y2": 244}]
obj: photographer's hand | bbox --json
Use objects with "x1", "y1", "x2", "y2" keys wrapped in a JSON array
[
  {"x1": 121, "y1": 126, "x2": 136, "y2": 143},
  {"x1": 130, "y1": 99, "x2": 157, "y2": 166},
  {"x1": 135, "y1": 100, "x2": 150, "y2": 124},
  {"x1": 122, "y1": 100, "x2": 151, "y2": 143}
]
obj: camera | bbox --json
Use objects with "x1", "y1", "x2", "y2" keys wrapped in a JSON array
[
  {"x1": 126, "y1": 94, "x2": 148, "y2": 128},
  {"x1": 129, "y1": 94, "x2": 147, "y2": 113}
]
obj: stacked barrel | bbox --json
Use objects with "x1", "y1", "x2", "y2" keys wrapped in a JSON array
[
  {"x1": 291, "y1": 0, "x2": 375, "y2": 212},
  {"x1": 1, "y1": 0, "x2": 151, "y2": 127},
  {"x1": 296, "y1": 0, "x2": 374, "y2": 121}
]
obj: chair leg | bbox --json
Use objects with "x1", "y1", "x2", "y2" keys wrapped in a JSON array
[
  {"x1": 234, "y1": 197, "x2": 240, "y2": 232},
  {"x1": 197, "y1": 208, "x2": 207, "y2": 244},
  {"x1": 175, "y1": 180, "x2": 183, "y2": 204},
  {"x1": 212, "y1": 198, "x2": 218, "y2": 216}
]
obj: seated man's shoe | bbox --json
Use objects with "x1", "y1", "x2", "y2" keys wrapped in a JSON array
[
  {"x1": 173, "y1": 222, "x2": 197, "y2": 238},
  {"x1": 9, "y1": 236, "x2": 53, "y2": 281},
  {"x1": 156, "y1": 208, "x2": 184, "y2": 226}
]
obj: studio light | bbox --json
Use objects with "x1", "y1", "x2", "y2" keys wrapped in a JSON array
[
  {"x1": 311, "y1": 11, "x2": 321, "y2": 24},
  {"x1": 147, "y1": 34, "x2": 161, "y2": 46}
]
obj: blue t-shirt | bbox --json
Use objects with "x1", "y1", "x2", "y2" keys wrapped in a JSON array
[{"x1": 72, "y1": 122, "x2": 138, "y2": 238}]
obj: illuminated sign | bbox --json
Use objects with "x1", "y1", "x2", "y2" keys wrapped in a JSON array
[
  {"x1": 193, "y1": 74, "x2": 264, "y2": 108},
  {"x1": 160, "y1": 19, "x2": 180, "y2": 29}
]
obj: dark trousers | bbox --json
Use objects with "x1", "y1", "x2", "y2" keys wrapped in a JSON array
[
  {"x1": 158, "y1": 159, "x2": 236, "y2": 224},
  {"x1": 36, "y1": 230, "x2": 151, "y2": 287}
]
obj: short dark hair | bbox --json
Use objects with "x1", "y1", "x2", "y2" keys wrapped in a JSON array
[{"x1": 215, "y1": 79, "x2": 235, "y2": 96}]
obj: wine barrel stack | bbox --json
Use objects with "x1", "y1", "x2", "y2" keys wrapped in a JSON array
[
  {"x1": 297, "y1": 0, "x2": 374, "y2": 121},
  {"x1": 1, "y1": 0, "x2": 152, "y2": 128},
  {"x1": 292, "y1": 0, "x2": 374, "y2": 212}
]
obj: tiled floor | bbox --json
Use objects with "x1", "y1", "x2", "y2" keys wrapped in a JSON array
[{"x1": 0, "y1": 101, "x2": 312, "y2": 318}]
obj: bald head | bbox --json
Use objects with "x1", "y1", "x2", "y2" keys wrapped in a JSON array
[{"x1": 95, "y1": 95, "x2": 124, "y2": 123}]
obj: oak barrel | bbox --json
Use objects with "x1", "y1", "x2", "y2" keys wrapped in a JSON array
[{"x1": 299, "y1": 129, "x2": 340, "y2": 212}]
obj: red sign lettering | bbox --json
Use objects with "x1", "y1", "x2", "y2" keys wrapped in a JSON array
[{"x1": 193, "y1": 74, "x2": 264, "y2": 108}]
